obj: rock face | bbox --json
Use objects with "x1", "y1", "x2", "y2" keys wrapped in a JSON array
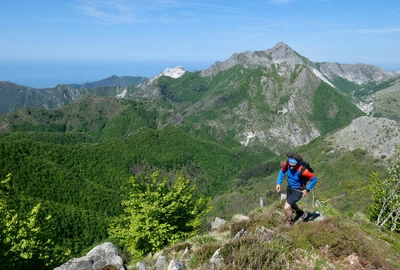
[
  {"x1": 54, "y1": 242, "x2": 124, "y2": 270},
  {"x1": 325, "y1": 116, "x2": 400, "y2": 159}
]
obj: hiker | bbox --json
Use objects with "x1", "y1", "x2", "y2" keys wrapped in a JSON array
[{"x1": 275, "y1": 155, "x2": 318, "y2": 227}]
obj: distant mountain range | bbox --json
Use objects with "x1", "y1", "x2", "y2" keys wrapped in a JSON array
[
  {"x1": 66, "y1": 74, "x2": 148, "y2": 89},
  {"x1": 1, "y1": 42, "x2": 400, "y2": 156}
]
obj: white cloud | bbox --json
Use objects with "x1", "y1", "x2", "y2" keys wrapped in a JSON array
[
  {"x1": 76, "y1": 0, "x2": 147, "y2": 24},
  {"x1": 75, "y1": 0, "x2": 247, "y2": 25},
  {"x1": 357, "y1": 28, "x2": 400, "y2": 34}
]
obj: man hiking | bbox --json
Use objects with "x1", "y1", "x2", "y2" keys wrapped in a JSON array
[{"x1": 275, "y1": 154, "x2": 318, "y2": 227}]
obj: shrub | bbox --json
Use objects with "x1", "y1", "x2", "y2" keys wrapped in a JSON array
[
  {"x1": 219, "y1": 235, "x2": 295, "y2": 269},
  {"x1": 229, "y1": 214, "x2": 251, "y2": 238},
  {"x1": 190, "y1": 242, "x2": 220, "y2": 267},
  {"x1": 289, "y1": 218, "x2": 384, "y2": 268}
]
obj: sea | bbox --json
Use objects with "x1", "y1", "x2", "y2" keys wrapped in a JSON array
[{"x1": 0, "y1": 60, "x2": 211, "y2": 89}]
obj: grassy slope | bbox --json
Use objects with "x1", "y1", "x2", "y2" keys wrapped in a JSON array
[
  {"x1": 136, "y1": 201, "x2": 400, "y2": 269},
  {"x1": 207, "y1": 136, "x2": 388, "y2": 221}
]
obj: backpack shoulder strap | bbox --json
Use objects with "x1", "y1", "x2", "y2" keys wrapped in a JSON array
[
  {"x1": 283, "y1": 160, "x2": 289, "y2": 172},
  {"x1": 298, "y1": 165, "x2": 307, "y2": 176}
]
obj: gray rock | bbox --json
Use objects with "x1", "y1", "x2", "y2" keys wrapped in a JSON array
[
  {"x1": 208, "y1": 248, "x2": 223, "y2": 269},
  {"x1": 136, "y1": 262, "x2": 146, "y2": 270},
  {"x1": 155, "y1": 255, "x2": 168, "y2": 270},
  {"x1": 168, "y1": 259, "x2": 186, "y2": 270},
  {"x1": 211, "y1": 217, "x2": 226, "y2": 230},
  {"x1": 54, "y1": 242, "x2": 124, "y2": 270}
]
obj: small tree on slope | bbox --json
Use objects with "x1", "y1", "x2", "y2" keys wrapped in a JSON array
[
  {"x1": 108, "y1": 171, "x2": 211, "y2": 260},
  {"x1": 0, "y1": 173, "x2": 61, "y2": 269},
  {"x1": 368, "y1": 158, "x2": 400, "y2": 232}
]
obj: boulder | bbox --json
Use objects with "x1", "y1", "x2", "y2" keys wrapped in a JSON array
[
  {"x1": 54, "y1": 242, "x2": 124, "y2": 270},
  {"x1": 168, "y1": 259, "x2": 186, "y2": 270},
  {"x1": 210, "y1": 217, "x2": 226, "y2": 230}
]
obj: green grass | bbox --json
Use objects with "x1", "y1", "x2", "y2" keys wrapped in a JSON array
[{"x1": 133, "y1": 201, "x2": 400, "y2": 269}]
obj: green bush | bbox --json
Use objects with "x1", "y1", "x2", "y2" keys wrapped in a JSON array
[{"x1": 108, "y1": 172, "x2": 212, "y2": 260}]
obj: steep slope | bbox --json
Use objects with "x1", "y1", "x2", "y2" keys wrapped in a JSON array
[
  {"x1": 325, "y1": 116, "x2": 400, "y2": 159},
  {"x1": 133, "y1": 43, "x2": 364, "y2": 154},
  {"x1": 132, "y1": 202, "x2": 400, "y2": 269},
  {"x1": 356, "y1": 73, "x2": 400, "y2": 119},
  {"x1": 317, "y1": 62, "x2": 390, "y2": 85},
  {"x1": 0, "y1": 81, "x2": 62, "y2": 115},
  {"x1": 199, "y1": 42, "x2": 309, "y2": 76}
]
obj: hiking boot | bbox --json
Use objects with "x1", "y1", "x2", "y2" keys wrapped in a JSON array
[
  {"x1": 285, "y1": 219, "x2": 294, "y2": 228},
  {"x1": 297, "y1": 212, "x2": 308, "y2": 222}
]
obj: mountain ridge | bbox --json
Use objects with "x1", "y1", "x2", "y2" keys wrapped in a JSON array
[
  {"x1": 0, "y1": 42, "x2": 397, "y2": 113},
  {"x1": 1, "y1": 42, "x2": 399, "y2": 157},
  {"x1": 66, "y1": 75, "x2": 148, "y2": 89},
  {"x1": 200, "y1": 42, "x2": 309, "y2": 77}
]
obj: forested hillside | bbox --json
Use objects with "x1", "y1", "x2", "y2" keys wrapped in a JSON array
[{"x1": 0, "y1": 96, "x2": 272, "y2": 268}]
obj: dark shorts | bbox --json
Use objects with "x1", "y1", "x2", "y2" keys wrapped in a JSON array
[{"x1": 286, "y1": 185, "x2": 303, "y2": 206}]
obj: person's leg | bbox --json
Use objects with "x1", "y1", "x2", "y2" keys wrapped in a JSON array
[
  {"x1": 291, "y1": 203, "x2": 300, "y2": 213},
  {"x1": 285, "y1": 186, "x2": 295, "y2": 220},
  {"x1": 285, "y1": 186, "x2": 303, "y2": 224},
  {"x1": 291, "y1": 203, "x2": 305, "y2": 216},
  {"x1": 283, "y1": 201, "x2": 294, "y2": 227},
  {"x1": 284, "y1": 201, "x2": 293, "y2": 219}
]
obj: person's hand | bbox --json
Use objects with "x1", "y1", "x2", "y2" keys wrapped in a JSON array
[
  {"x1": 302, "y1": 189, "x2": 308, "y2": 197},
  {"x1": 276, "y1": 184, "x2": 281, "y2": 193}
]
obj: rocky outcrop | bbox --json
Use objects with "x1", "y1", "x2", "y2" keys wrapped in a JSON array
[
  {"x1": 325, "y1": 116, "x2": 400, "y2": 159},
  {"x1": 54, "y1": 242, "x2": 124, "y2": 270},
  {"x1": 317, "y1": 62, "x2": 390, "y2": 85},
  {"x1": 210, "y1": 217, "x2": 226, "y2": 230}
]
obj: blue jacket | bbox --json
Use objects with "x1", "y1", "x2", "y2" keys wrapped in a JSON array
[{"x1": 276, "y1": 162, "x2": 318, "y2": 191}]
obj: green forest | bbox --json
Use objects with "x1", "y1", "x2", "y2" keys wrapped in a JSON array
[{"x1": 0, "y1": 116, "x2": 267, "y2": 268}]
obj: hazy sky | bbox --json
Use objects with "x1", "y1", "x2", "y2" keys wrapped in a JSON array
[{"x1": 1, "y1": 0, "x2": 400, "y2": 86}]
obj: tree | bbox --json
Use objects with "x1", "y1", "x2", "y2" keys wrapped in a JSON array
[
  {"x1": 0, "y1": 173, "x2": 67, "y2": 269},
  {"x1": 108, "y1": 172, "x2": 211, "y2": 260},
  {"x1": 368, "y1": 159, "x2": 400, "y2": 232}
]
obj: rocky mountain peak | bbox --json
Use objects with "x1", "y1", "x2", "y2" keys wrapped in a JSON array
[
  {"x1": 146, "y1": 66, "x2": 186, "y2": 85},
  {"x1": 200, "y1": 42, "x2": 307, "y2": 77},
  {"x1": 266, "y1": 42, "x2": 305, "y2": 64}
]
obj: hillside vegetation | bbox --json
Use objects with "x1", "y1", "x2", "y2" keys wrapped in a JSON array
[
  {"x1": 0, "y1": 97, "x2": 268, "y2": 267},
  {"x1": 138, "y1": 201, "x2": 400, "y2": 269},
  {"x1": 0, "y1": 96, "x2": 392, "y2": 268}
]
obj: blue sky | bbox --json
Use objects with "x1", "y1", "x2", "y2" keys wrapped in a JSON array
[{"x1": 1, "y1": 0, "x2": 400, "y2": 87}]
